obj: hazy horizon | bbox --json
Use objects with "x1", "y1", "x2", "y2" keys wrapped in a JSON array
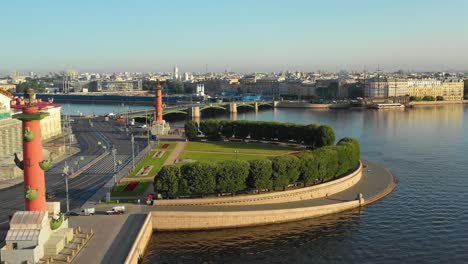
[{"x1": 2, "y1": 0, "x2": 468, "y2": 74}]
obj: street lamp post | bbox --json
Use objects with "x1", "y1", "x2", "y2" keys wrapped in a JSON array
[
  {"x1": 131, "y1": 134, "x2": 135, "y2": 169},
  {"x1": 112, "y1": 148, "x2": 117, "y2": 173},
  {"x1": 62, "y1": 161, "x2": 70, "y2": 213}
]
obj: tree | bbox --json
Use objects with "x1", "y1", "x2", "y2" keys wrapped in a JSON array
[
  {"x1": 269, "y1": 155, "x2": 300, "y2": 190},
  {"x1": 337, "y1": 137, "x2": 360, "y2": 167},
  {"x1": 317, "y1": 125, "x2": 335, "y2": 147},
  {"x1": 16, "y1": 79, "x2": 46, "y2": 93},
  {"x1": 247, "y1": 159, "x2": 273, "y2": 190},
  {"x1": 184, "y1": 121, "x2": 198, "y2": 140},
  {"x1": 436, "y1": 96, "x2": 444, "y2": 101},
  {"x1": 314, "y1": 147, "x2": 339, "y2": 181},
  {"x1": 154, "y1": 165, "x2": 180, "y2": 197},
  {"x1": 199, "y1": 120, "x2": 222, "y2": 139},
  {"x1": 297, "y1": 153, "x2": 319, "y2": 186},
  {"x1": 179, "y1": 162, "x2": 216, "y2": 196},
  {"x1": 422, "y1": 96, "x2": 435, "y2": 101},
  {"x1": 215, "y1": 160, "x2": 249, "y2": 194},
  {"x1": 220, "y1": 120, "x2": 235, "y2": 138}
]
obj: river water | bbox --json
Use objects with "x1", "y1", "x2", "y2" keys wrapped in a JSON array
[
  {"x1": 141, "y1": 105, "x2": 468, "y2": 263},
  {"x1": 66, "y1": 103, "x2": 468, "y2": 262}
]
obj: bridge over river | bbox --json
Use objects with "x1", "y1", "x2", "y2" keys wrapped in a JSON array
[{"x1": 118, "y1": 101, "x2": 275, "y2": 120}]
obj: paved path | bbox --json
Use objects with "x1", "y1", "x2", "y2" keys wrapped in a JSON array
[
  {"x1": 163, "y1": 141, "x2": 186, "y2": 166},
  {"x1": 69, "y1": 213, "x2": 147, "y2": 264}
]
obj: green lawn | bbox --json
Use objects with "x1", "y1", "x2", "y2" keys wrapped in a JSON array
[
  {"x1": 126, "y1": 141, "x2": 174, "y2": 178},
  {"x1": 111, "y1": 181, "x2": 151, "y2": 197},
  {"x1": 156, "y1": 141, "x2": 177, "y2": 150},
  {"x1": 185, "y1": 141, "x2": 296, "y2": 155},
  {"x1": 179, "y1": 152, "x2": 270, "y2": 163},
  {"x1": 179, "y1": 141, "x2": 296, "y2": 163}
]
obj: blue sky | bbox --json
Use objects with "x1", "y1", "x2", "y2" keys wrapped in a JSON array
[{"x1": 1, "y1": 0, "x2": 468, "y2": 73}]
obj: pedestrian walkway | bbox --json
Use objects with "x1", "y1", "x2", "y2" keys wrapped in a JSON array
[{"x1": 163, "y1": 141, "x2": 186, "y2": 166}]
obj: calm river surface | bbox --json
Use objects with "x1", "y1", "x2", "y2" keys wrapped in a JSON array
[
  {"x1": 142, "y1": 105, "x2": 468, "y2": 263},
  {"x1": 67, "y1": 103, "x2": 468, "y2": 263}
]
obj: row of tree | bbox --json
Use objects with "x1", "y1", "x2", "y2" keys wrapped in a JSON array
[
  {"x1": 185, "y1": 120, "x2": 336, "y2": 148},
  {"x1": 154, "y1": 137, "x2": 360, "y2": 198},
  {"x1": 409, "y1": 96, "x2": 444, "y2": 101}
]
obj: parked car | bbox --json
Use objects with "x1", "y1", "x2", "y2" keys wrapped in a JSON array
[
  {"x1": 81, "y1": 208, "x2": 95, "y2": 216},
  {"x1": 106, "y1": 206, "x2": 125, "y2": 215},
  {"x1": 137, "y1": 124, "x2": 147, "y2": 128},
  {"x1": 66, "y1": 211, "x2": 80, "y2": 216}
]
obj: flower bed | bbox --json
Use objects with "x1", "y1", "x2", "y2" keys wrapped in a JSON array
[
  {"x1": 123, "y1": 181, "x2": 139, "y2": 192},
  {"x1": 136, "y1": 165, "x2": 153, "y2": 176},
  {"x1": 162, "y1": 144, "x2": 169, "y2": 149},
  {"x1": 152, "y1": 151, "x2": 165, "y2": 158}
]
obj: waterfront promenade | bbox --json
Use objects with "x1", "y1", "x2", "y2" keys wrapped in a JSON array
[{"x1": 70, "y1": 160, "x2": 395, "y2": 264}]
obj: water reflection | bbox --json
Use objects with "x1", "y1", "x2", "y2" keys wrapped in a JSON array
[{"x1": 143, "y1": 209, "x2": 363, "y2": 264}]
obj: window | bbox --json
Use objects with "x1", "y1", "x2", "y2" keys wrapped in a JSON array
[{"x1": 12, "y1": 242, "x2": 18, "y2": 250}]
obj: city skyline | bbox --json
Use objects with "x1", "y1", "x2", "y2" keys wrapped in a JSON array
[{"x1": 2, "y1": 0, "x2": 468, "y2": 73}]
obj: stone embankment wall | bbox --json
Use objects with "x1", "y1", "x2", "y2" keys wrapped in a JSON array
[
  {"x1": 409, "y1": 100, "x2": 468, "y2": 106},
  {"x1": 151, "y1": 200, "x2": 360, "y2": 231},
  {"x1": 124, "y1": 214, "x2": 153, "y2": 264},
  {"x1": 154, "y1": 162, "x2": 362, "y2": 207},
  {"x1": 274, "y1": 101, "x2": 331, "y2": 108}
]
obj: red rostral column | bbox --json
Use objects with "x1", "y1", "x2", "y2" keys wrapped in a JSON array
[
  {"x1": 155, "y1": 84, "x2": 163, "y2": 123},
  {"x1": 13, "y1": 88, "x2": 49, "y2": 211}
]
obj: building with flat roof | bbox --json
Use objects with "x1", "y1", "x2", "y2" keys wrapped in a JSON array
[
  {"x1": 365, "y1": 78, "x2": 463, "y2": 100},
  {"x1": 89, "y1": 80, "x2": 142, "y2": 92}
]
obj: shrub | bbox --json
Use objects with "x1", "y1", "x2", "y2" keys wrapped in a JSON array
[
  {"x1": 179, "y1": 162, "x2": 216, "y2": 195},
  {"x1": 216, "y1": 160, "x2": 249, "y2": 194},
  {"x1": 269, "y1": 155, "x2": 300, "y2": 190},
  {"x1": 317, "y1": 125, "x2": 336, "y2": 147},
  {"x1": 314, "y1": 147, "x2": 338, "y2": 181},
  {"x1": 247, "y1": 159, "x2": 273, "y2": 190},
  {"x1": 436, "y1": 96, "x2": 444, "y2": 101},
  {"x1": 199, "y1": 120, "x2": 222, "y2": 139},
  {"x1": 197, "y1": 120, "x2": 336, "y2": 148},
  {"x1": 154, "y1": 165, "x2": 180, "y2": 197},
  {"x1": 297, "y1": 153, "x2": 319, "y2": 186},
  {"x1": 184, "y1": 121, "x2": 198, "y2": 140}
]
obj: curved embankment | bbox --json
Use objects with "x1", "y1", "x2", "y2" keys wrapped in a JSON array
[
  {"x1": 124, "y1": 160, "x2": 396, "y2": 264},
  {"x1": 150, "y1": 160, "x2": 396, "y2": 231},
  {"x1": 154, "y1": 162, "x2": 363, "y2": 207}
]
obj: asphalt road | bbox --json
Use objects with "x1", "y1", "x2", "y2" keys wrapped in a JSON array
[{"x1": 0, "y1": 116, "x2": 148, "y2": 245}]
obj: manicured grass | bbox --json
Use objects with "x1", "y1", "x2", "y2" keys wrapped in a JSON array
[
  {"x1": 127, "y1": 150, "x2": 170, "y2": 177},
  {"x1": 156, "y1": 142, "x2": 176, "y2": 150},
  {"x1": 111, "y1": 181, "x2": 151, "y2": 197},
  {"x1": 178, "y1": 152, "x2": 270, "y2": 163},
  {"x1": 185, "y1": 141, "x2": 296, "y2": 155},
  {"x1": 178, "y1": 141, "x2": 296, "y2": 163},
  {"x1": 126, "y1": 141, "x2": 174, "y2": 178}
]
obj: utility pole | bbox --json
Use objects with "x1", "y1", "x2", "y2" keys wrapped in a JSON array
[
  {"x1": 63, "y1": 161, "x2": 70, "y2": 213},
  {"x1": 131, "y1": 134, "x2": 135, "y2": 169}
]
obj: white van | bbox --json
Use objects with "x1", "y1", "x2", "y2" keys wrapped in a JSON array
[
  {"x1": 106, "y1": 205, "x2": 125, "y2": 215},
  {"x1": 81, "y1": 208, "x2": 95, "y2": 216}
]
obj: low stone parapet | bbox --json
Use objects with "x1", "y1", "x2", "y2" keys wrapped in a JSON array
[{"x1": 152, "y1": 200, "x2": 360, "y2": 231}]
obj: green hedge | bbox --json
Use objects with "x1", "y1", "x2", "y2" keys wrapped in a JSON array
[
  {"x1": 154, "y1": 137, "x2": 360, "y2": 197},
  {"x1": 195, "y1": 120, "x2": 335, "y2": 147}
]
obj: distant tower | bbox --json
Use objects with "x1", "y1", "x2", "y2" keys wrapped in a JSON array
[
  {"x1": 173, "y1": 66, "x2": 179, "y2": 81},
  {"x1": 151, "y1": 84, "x2": 170, "y2": 136},
  {"x1": 154, "y1": 84, "x2": 163, "y2": 123},
  {"x1": 13, "y1": 88, "x2": 50, "y2": 211}
]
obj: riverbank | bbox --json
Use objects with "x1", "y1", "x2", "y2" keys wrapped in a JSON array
[{"x1": 69, "y1": 160, "x2": 395, "y2": 264}]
